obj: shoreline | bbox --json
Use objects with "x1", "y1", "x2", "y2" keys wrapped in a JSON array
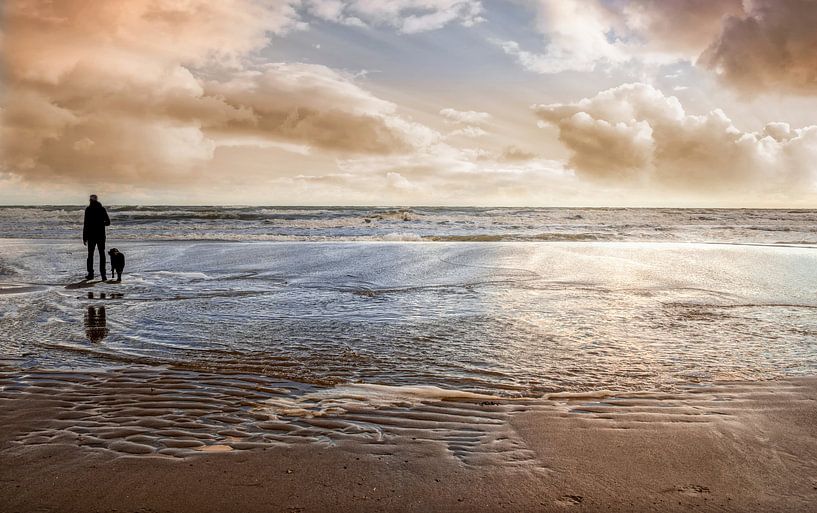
[
  {"x1": 2, "y1": 236, "x2": 817, "y2": 247},
  {"x1": 2, "y1": 367, "x2": 816, "y2": 512}
]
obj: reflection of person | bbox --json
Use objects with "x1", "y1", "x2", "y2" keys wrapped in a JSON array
[
  {"x1": 83, "y1": 194, "x2": 111, "y2": 281},
  {"x1": 84, "y1": 305, "x2": 109, "y2": 342}
]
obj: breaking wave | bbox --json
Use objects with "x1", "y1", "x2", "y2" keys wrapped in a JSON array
[{"x1": 2, "y1": 206, "x2": 817, "y2": 244}]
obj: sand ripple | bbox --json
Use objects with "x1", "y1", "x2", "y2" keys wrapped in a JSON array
[
  {"x1": 4, "y1": 365, "x2": 812, "y2": 475},
  {"x1": 0, "y1": 366, "x2": 538, "y2": 467}
]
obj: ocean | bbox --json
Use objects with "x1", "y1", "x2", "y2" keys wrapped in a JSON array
[
  {"x1": 2, "y1": 205, "x2": 817, "y2": 243},
  {"x1": 1, "y1": 206, "x2": 816, "y2": 456}
]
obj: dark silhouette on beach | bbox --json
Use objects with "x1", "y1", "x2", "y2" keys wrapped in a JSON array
[
  {"x1": 84, "y1": 305, "x2": 109, "y2": 342},
  {"x1": 108, "y1": 248, "x2": 125, "y2": 282},
  {"x1": 83, "y1": 194, "x2": 110, "y2": 281}
]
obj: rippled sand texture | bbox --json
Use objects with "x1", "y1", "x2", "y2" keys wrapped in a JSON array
[
  {"x1": 0, "y1": 366, "x2": 538, "y2": 466},
  {"x1": 2, "y1": 367, "x2": 816, "y2": 512}
]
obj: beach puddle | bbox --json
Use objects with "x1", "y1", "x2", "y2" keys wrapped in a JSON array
[
  {"x1": 0, "y1": 283, "x2": 47, "y2": 295},
  {"x1": 195, "y1": 444, "x2": 233, "y2": 453}
]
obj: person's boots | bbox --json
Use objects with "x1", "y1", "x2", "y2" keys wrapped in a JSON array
[{"x1": 85, "y1": 273, "x2": 94, "y2": 280}]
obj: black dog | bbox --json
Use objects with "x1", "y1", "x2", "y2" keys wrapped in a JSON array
[{"x1": 107, "y1": 248, "x2": 125, "y2": 282}]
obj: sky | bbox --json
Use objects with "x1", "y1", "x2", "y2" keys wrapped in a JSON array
[{"x1": 1, "y1": 0, "x2": 817, "y2": 206}]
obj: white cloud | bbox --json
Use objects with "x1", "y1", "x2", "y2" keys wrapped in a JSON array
[
  {"x1": 304, "y1": 0, "x2": 484, "y2": 33},
  {"x1": 439, "y1": 108, "x2": 492, "y2": 125},
  {"x1": 496, "y1": 0, "x2": 628, "y2": 74},
  {"x1": 499, "y1": 0, "x2": 741, "y2": 74},
  {"x1": 440, "y1": 108, "x2": 491, "y2": 139},
  {"x1": 449, "y1": 126, "x2": 488, "y2": 138},
  {"x1": 534, "y1": 83, "x2": 817, "y2": 193}
]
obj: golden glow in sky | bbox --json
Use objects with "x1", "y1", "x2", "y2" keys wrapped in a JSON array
[{"x1": 2, "y1": 0, "x2": 817, "y2": 206}]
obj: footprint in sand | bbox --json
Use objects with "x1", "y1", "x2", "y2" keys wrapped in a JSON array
[
  {"x1": 674, "y1": 485, "x2": 711, "y2": 496},
  {"x1": 556, "y1": 495, "x2": 583, "y2": 506}
]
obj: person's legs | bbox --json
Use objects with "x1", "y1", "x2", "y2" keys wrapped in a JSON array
[
  {"x1": 86, "y1": 241, "x2": 96, "y2": 279},
  {"x1": 98, "y1": 239, "x2": 107, "y2": 280}
]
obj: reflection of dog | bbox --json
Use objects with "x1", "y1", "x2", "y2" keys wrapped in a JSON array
[{"x1": 108, "y1": 248, "x2": 125, "y2": 282}]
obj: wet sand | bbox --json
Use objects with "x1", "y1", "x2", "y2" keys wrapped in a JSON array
[
  {"x1": 0, "y1": 283, "x2": 48, "y2": 295},
  {"x1": 3, "y1": 239, "x2": 817, "y2": 512},
  {"x1": 2, "y1": 371, "x2": 816, "y2": 512}
]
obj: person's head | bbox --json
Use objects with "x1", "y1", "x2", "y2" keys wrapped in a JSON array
[{"x1": 89, "y1": 194, "x2": 98, "y2": 204}]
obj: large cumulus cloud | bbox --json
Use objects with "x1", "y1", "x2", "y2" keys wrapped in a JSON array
[
  {"x1": 0, "y1": 0, "x2": 438, "y2": 185},
  {"x1": 699, "y1": 0, "x2": 817, "y2": 94},
  {"x1": 534, "y1": 83, "x2": 817, "y2": 192}
]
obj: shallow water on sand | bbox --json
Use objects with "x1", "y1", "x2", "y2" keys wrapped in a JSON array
[
  {"x1": 2, "y1": 240, "x2": 816, "y2": 396},
  {"x1": 3, "y1": 238, "x2": 817, "y2": 460}
]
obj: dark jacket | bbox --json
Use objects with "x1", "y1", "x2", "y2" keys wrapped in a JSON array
[{"x1": 83, "y1": 201, "x2": 111, "y2": 242}]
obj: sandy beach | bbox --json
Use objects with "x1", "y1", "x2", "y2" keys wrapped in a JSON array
[
  {"x1": 2, "y1": 237, "x2": 817, "y2": 512},
  {"x1": 5, "y1": 0, "x2": 817, "y2": 505},
  {"x1": 2, "y1": 370, "x2": 816, "y2": 512}
]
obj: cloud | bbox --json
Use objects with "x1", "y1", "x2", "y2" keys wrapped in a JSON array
[
  {"x1": 4, "y1": 0, "x2": 303, "y2": 79},
  {"x1": 329, "y1": 145, "x2": 575, "y2": 205},
  {"x1": 533, "y1": 83, "x2": 817, "y2": 193},
  {"x1": 495, "y1": 0, "x2": 627, "y2": 74},
  {"x1": 304, "y1": 0, "x2": 484, "y2": 33},
  {"x1": 439, "y1": 108, "x2": 492, "y2": 125},
  {"x1": 499, "y1": 146, "x2": 538, "y2": 162},
  {"x1": 439, "y1": 108, "x2": 491, "y2": 138},
  {"x1": 504, "y1": 1, "x2": 817, "y2": 96},
  {"x1": 619, "y1": 0, "x2": 743, "y2": 55},
  {"x1": 495, "y1": 1, "x2": 747, "y2": 77},
  {"x1": 448, "y1": 126, "x2": 488, "y2": 138},
  {"x1": 204, "y1": 64, "x2": 438, "y2": 153},
  {"x1": 699, "y1": 0, "x2": 817, "y2": 94},
  {"x1": 0, "y1": 0, "x2": 438, "y2": 185},
  {"x1": 495, "y1": 0, "x2": 735, "y2": 74}
]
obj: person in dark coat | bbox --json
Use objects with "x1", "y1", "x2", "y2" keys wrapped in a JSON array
[{"x1": 83, "y1": 194, "x2": 111, "y2": 280}]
